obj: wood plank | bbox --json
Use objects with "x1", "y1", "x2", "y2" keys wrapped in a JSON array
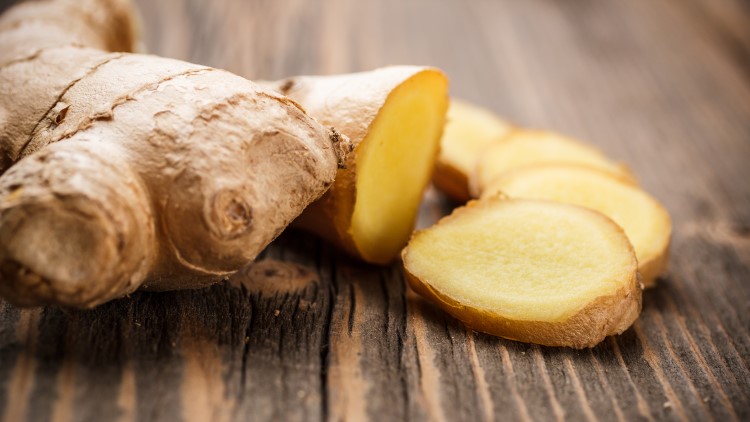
[{"x1": 0, "y1": 0, "x2": 749, "y2": 420}]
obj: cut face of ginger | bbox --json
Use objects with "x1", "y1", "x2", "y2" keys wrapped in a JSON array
[
  {"x1": 273, "y1": 67, "x2": 449, "y2": 265},
  {"x1": 402, "y1": 198, "x2": 641, "y2": 348},
  {"x1": 349, "y1": 70, "x2": 448, "y2": 263},
  {"x1": 433, "y1": 99, "x2": 513, "y2": 201},
  {"x1": 482, "y1": 165, "x2": 671, "y2": 286},
  {"x1": 472, "y1": 130, "x2": 634, "y2": 195}
]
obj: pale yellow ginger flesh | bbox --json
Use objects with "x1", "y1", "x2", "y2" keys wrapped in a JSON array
[
  {"x1": 471, "y1": 130, "x2": 635, "y2": 196},
  {"x1": 402, "y1": 198, "x2": 641, "y2": 348},
  {"x1": 482, "y1": 165, "x2": 671, "y2": 287},
  {"x1": 271, "y1": 67, "x2": 449, "y2": 265},
  {"x1": 433, "y1": 100, "x2": 513, "y2": 201},
  {"x1": 351, "y1": 74, "x2": 448, "y2": 263}
]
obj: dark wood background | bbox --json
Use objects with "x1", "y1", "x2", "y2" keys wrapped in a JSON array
[{"x1": 1, "y1": 0, "x2": 749, "y2": 421}]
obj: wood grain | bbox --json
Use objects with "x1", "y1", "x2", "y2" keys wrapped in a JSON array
[{"x1": 1, "y1": 0, "x2": 749, "y2": 420}]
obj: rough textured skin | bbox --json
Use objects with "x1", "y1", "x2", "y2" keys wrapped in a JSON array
[
  {"x1": 402, "y1": 198, "x2": 642, "y2": 349},
  {"x1": 0, "y1": 0, "x2": 138, "y2": 65},
  {"x1": 0, "y1": 47, "x2": 123, "y2": 172},
  {"x1": 261, "y1": 67, "x2": 446, "y2": 262},
  {"x1": 0, "y1": 0, "x2": 349, "y2": 307}
]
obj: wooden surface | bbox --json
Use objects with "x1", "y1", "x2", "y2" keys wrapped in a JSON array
[{"x1": 1, "y1": 0, "x2": 750, "y2": 420}]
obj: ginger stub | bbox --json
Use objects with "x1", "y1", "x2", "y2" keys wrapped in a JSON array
[
  {"x1": 482, "y1": 164, "x2": 671, "y2": 287},
  {"x1": 402, "y1": 198, "x2": 641, "y2": 348},
  {"x1": 433, "y1": 100, "x2": 513, "y2": 202},
  {"x1": 264, "y1": 67, "x2": 450, "y2": 265},
  {"x1": 471, "y1": 129, "x2": 635, "y2": 196}
]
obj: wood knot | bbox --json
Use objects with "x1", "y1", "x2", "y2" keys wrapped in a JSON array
[{"x1": 230, "y1": 259, "x2": 318, "y2": 294}]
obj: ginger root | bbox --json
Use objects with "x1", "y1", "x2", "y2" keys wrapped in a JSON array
[
  {"x1": 482, "y1": 165, "x2": 672, "y2": 287},
  {"x1": 433, "y1": 100, "x2": 513, "y2": 202},
  {"x1": 0, "y1": 0, "x2": 349, "y2": 307},
  {"x1": 402, "y1": 198, "x2": 641, "y2": 348},
  {"x1": 263, "y1": 67, "x2": 449, "y2": 264}
]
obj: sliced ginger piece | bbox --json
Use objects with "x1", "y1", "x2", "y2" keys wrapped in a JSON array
[
  {"x1": 433, "y1": 99, "x2": 513, "y2": 201},
  {"x1": 471, "y1": 130, "x2": 635, "y2": 196},
  {"x1": 269, "y1": 67, "x2": 449, "y2": 264},
  {"x1": 402, "y1": 198, "x2": 641, "y2": 348},
  {"x1": 482, "y1": 164, "x2": 671, "y2": 287},
  {"x1": 350, "y1": 72, "x2": 449, "y2": 264}
]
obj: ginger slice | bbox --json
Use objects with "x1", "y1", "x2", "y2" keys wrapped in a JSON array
[
  {"x1": 402, "y1": 198, "x2": 641, "y2": 348},
  {"x1": 482, "y1": 164, "x2": 671, "y2": 286},
  {"x1": 433, "y1": 99, "x2": 513, "y2": 201},
  {"x1": 471, "y1": 130, "x2": 634, "y2": 196}
]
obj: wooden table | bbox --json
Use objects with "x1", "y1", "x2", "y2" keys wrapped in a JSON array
[{"x1": 1, "y1": 0, "x2": 749, "y2": 420}]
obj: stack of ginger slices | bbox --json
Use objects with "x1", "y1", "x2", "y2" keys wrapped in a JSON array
[{"x1": 403, "y1": 100, "x2": 671, "y2": 348}]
